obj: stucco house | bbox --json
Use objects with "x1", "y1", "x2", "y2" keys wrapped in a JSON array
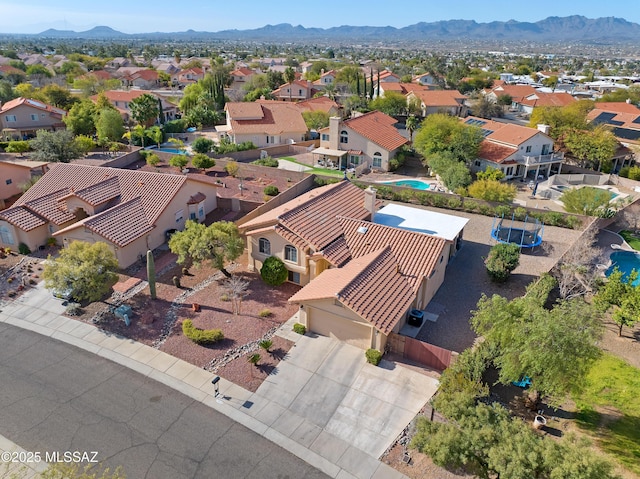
[
  {"x1": 92, "y1": 90, "x2": 177, "y2": 124},
  {"x1": 0, "y1": 164, "x2": 218, "y2": 267},
  {"x1": 466, "y1": 116, "x2": 564, "y2": 180},
  {"x1": 315, "y1": 111, "x2": 409, "y2": 171},
  {"x1": 121, "y1": 69, "x2": 160, "y2": 90},
  {"x1": 294, "y1": 97, "x2": 341, "y2": 117},
  {"x1": 0, "y1": 97, "x2": 67, "y2": 139},
  {"x1": 271, "y1": 80, "x2": 318, "y2": 102},
  {"x1": 405, "y1": 90, "x2": 467, "y2": 117},
  {"x1": 240, "y1": 181, "x2": 466, "y2": 350},
  {"x1": 223, "y1": 100, "x2": 308, "y2": 147},
  {"x1": 512, "y1": 91, "x2": 576, "y2": 115},
  {"x1": 0, "y1": 159, "x2": 49, "y2": 203}
]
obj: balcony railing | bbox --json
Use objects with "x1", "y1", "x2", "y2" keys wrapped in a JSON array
[{"x1": 519, "y1": 151, "x2": 564, "y2": 166}]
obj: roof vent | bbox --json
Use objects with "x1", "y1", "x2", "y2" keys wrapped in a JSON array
[{"x1": 357, "y1": 226, "x2": 368, "y2": 234}]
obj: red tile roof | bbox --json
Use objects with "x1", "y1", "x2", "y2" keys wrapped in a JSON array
[
  {"x1": 290, "y1": 246, "x2": 415, "y2": 334},
  {"x1": 294, "y1": 97, "x2": 340, "y2": 114},
  {"x1": 61, "y1": 176, "x2": 121, "y2": 206},
  {"x1": 410, "y1": 89, "x2": 466, "y2": 107},
  {"x1": 0, "y1": 205, "x2": 46, "y2": 231},
  {"x1": 343, "y1": 111, "x2": 408, "y2": 151},
  {"x1": 478, "y1": 141, "x2": 517, "y2": 164},
  {"x1": 225, "y1": 100, "x2": 308, "y2": 136},
  {"x1": 81, "y1": 197, "x2": 154, "y2": 247},
  {"x1": 380, "y1": 82, "x2": 431, "y2": 94},
  {"x1": 520, "y1": 92, "x2": 576, "y2": 108},
  {"x1": 463, "y1": 116, "x2": 542, "y2": 147},
  {"x1": 0, "y1": 97, "x2": 66, "y2": 117},
  {"x1": 486, "y1": 84, "x2": 537, "y2": 101},
  {"x1": 593, "y1": 102, "x2": 640, "y2": 114}
]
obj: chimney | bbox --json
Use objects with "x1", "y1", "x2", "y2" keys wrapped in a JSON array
[
  {"x1": 537, "y1": 124, "x2": 551, "y2": 135},
  {"x1": 364, "y1": 186, "x2": 377, "y2": 221},
  {"x1": 329, "y1": 116, "x2": 341, "y2": 150},
  {"x1": 626, "y1": 98, "x2": 632, "y2": 104}
]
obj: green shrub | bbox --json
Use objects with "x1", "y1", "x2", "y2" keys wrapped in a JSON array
[
  {"x1": 191, "y1": 153, "x2": 215, "y2": 171},
  {"x1": 619, "y1": 166, "x2": 631, "y2": 178},
  {"x1": 65, "y1": 302, "x2": 83, "y2": 316},
  {"x1": 431, "y1": 194, "x2": 448, "y2": 208},
  {"x1": 494, "y1": 205, "x2": 511, "y2": 217},
  {"x1": 514, "y1": 207, "x2": 527, "y2": 220},
  {"x1": 485, "y1": 243, "x2": 521, "y2": 282},
  {"x1": 414, "y1": 192, "x2": 431, "y2": 206},
  {"x1": 163, "y1": 119, "x2": 188, "y2": 133},
  {"x1": 191, "y1": 137, "x2": 214, "y2": 154},
  {"x1": 18, "y1": 243, "x2": 31, "y2": 255},
  {"x1": 293, "y1": 323, "x2": 306, "y2": 335},
  {"x1": 182, "y1": 319, "x2": 224, "y2": 344},
  {"x1": 258, "y1": 308, "x2": 272, "y2": 317},
  {"x1": 225, "y1": 161, "x2": 239, "y2": 177},
  {"x1": 169, "y1": 155, "x2": 188, "y2": 171},
  {"x1": 447, "y1": 196, "x2": 463, "y2": 209},
  {"x1": 252, "y1": 157, "x2": 279, "y2": 167},
  {"x1": 560, "y1": 186, "x2": 613, "y2": 216},
  {"x1": 542, "y1": 211, "x2": 565, "y2": 226},
  {"x1": 220, "y1": 293, "x2": 230, "y2": 302},
  {"x1": 146, "y1": 153, "x2": 160, "y2": 166},
  {"x1": 375, "y1": 186, "x2": 394, "y2": 200},
  {"x1": 468, "y1": 179, "x2": 517, "y2": 203},
  {"x1": 138, "y1": 149, "x2": 150, "y2": 159},
  {"x1": 260, "y1": 256, "x2": 288, "y2": 286},
  {"x1": 259, "y1": 339, "x2": 273, "y2": 351},
  {"x1": 365, "y1": 348, "x2": 383, "y2": 366},
  {"x1": 263, "y1": 185, "x2": 279, "y2": 196},
  {"x1": 313, "y1": 176, "x2": 341, "y2": 187},
  {"x1": 628, "y1": 166, "x2": 640, "y2": 181},
  {"x1": 247, "y1": 353, "x2": 261, "y2": 365}
]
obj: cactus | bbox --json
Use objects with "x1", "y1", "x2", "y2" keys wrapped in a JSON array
[{"x1": 147, "y1": 250, "x2": 156, "y2": 299}]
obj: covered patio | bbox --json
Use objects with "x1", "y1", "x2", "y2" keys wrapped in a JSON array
[{"x1": 311, "y1": 147, "x2": 347, "y2": 170}]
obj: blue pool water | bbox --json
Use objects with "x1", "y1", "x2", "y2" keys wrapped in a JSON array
[
  {"x1": 606, "y1": 251, "x2": 640, "y2": 286},
  {"x1": 381, "y1": 179, "x2": 431, "y2": 190},
  {"x1": 157, "y1": 148, "x2": 190, "y2": 155}
]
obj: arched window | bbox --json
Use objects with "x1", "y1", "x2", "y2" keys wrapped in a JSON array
[
  {"x1": 258, "y1": 238, "x2": 271, "y2": 255},
  {"x1": 284, "y1": 245, "x2": 297, "y2": 263},
  {"x1": 373, "y1": 152, "x2": 382, "y2": 168},
  {"x1": 340, "y1": 130, "x2": 348, "y2": 144}
]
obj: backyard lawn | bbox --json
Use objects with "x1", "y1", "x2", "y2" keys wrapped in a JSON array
[
  {"x1": 278, "y1": 156, "x2": 344, "y2": 178},
  {"x1": 572, "y1": 352, "x2": 640, "y2": 475},
  {"x1": 619, "y1": 230, "x2": 640, "y2": 251}
]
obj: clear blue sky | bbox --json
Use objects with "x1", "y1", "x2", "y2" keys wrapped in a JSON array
[{"x1": 2, "y1": 0, "x2": 638, "y2": 34}]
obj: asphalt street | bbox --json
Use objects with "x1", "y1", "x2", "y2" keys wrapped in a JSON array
[{"x1": 0, "y1": 323, "x2": 329, "y2": 479}]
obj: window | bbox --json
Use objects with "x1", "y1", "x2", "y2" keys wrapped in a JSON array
[
  {"x1": 340, "y1": 130, "x2": 348, "y2": 144},
  {"x1": 258, "y1": 238, "x2": 271, "y2": 255},
  {"x1": 190, "y1": 212, "x2": 197, "y2": 220},
  {"x1": 5, "y1": 115, "x2": 16, "y2": 122},
  {"x1": 349, "y1": 155, "x2": 360, "y2": 165},
  {"x1": 31, "y1": 114, "x2": 39, "y2": 121},
  {"x1": 284, "y1": 245, "x2": 297, "y2": 263},
  {"x1": 288, "y1": 270, "x2": 300, "y2": 284},
  {"x1": 505, "y1": 166, "x2": 514, "y2": 176},
  {"x1": 298, "y1": 89, "x2": 302, "y2": 95},
  {"x1": 474, "y1": 160, "x2": 482, "y2": 167},
  {"x1": 0, "y1": 225, "x2": 14, "y2": 245},
  {"x1": 525, "y1": 145, "x2": 532, "y2": 153},
  {"x1": 321, "y1": 133, "x2": 329, "y2": 141},
  {"x1": 5, "y1": 179, "x2": 12, "y2": 185},
  {"x1": 542, "y1": 144, "x2": 551, "y2": 155},
  {"x1": 373, "y1": 152, "x2": 382, "y2": 168},
  {"x1": 175, "y1": 209, "x2": 183, "y2": 223}
]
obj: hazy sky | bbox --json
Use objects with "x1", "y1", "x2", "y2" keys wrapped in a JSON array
[{"x1": 2, "y1": 0, "x2": 638, "y2": 33}]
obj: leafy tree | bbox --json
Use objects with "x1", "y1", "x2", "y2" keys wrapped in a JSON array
[
  {"x1": 471, "y1": 274, "x2": 603, "y2": 405},
  {"x1": 25, "y1": 64, "x2": 52, "y2": 79},
  {"x1": 95, "y1": 108, "x2": 125, "y2": 143},
  {"x1": 14, "y1": 82, "x2": 36, "y2": 98},
  {"x1": 528, "y1": 100, "x2": 593, "y2": 140},
  {"x1": 595, "y1": 268, "x2": 640, "y2": 336},
  {"x1": 74, "y1": 135, "x2": 95, "y2": 155},
  {"x1": 29, "y1": 129, "x2": 82, "y2": 163},
  {"x1": 184, "y1": 104, "x2": 222, "y2": 128},
  {"x1": 168, "y1": 155, "x2": 188, "y2": 171},
  {"x1": 146, "y1": 153, "x2": 160, "y2": 167},
  {"x1": 476, "y1": 166, "x2": 505, "y2": 181},
  {"x1": 5, "y1": 140, "x2": 30, "y2": 156},
  {"x1": 64, "y1": 99, "x2": 98, "y2": 136},
  {"x1": 470, "y1": 96, "x2": 503, "y2": 119},
  {"x1": 542, "y1": 75, "x2": 559, "y2": 91},
  {"x1": 260, "y1": 256, "x2": 288, "y2": 286},
  {"x1": 43, "y1": 241, "x2": 119, "y2": 303},
  {"x1": 302, "y1": 110, "x2": 330, "y2": 131},
  {"x1": 284, "y1": 66, "x2": 296, "y2": 101},
  {"x1": 224, "y1": 160, "x2": 239, "y2": 177},
  {"x1": 563, "y1": 125, "x2": 618, "y2": 170},
  {"x1": 168, "y1": 221, "x2": 244, "y2": 278},
  {"x1": 429, "y1": 153, "x2": 472, "y2": 191},
  {"x1": 496, "y1": 93, "x2": 513, "y2": 111},
  {"x1": 369, "y1": 91, "x2": 407, "y2": 116},
  {"x1": 484, "y1": 242, "x2": 520, "y2": 282},
  {"x1": 147, "y1": 125, "x2": 163, "y2": 148},
  {"x1": 191, "y1": 137, "x2": 214, "y2": 154},
  {"x1": 73, "y1": 73, "x2": 120, "y2": 96},
  {"x1": 0, "y1": 79, "x2": 16, "y2": 103},
  {"x1": 468, "y1": 179, "x2": 516, "y2": 203},
  {"x1": 560, "y1": 186, "x2": 612, "y2": 216},
  {"x1": 191, "y1": 153, "x2": 215, "y2": 172},
  {"x1": 38, "y1": 84, "x2": 76, "y2": 110},
  {"x1": 129, "y1": 93, "x2": 159, "y2": 127},
  {"x1": 414, "y1": 113, "x2": 483, "y2": 165}
]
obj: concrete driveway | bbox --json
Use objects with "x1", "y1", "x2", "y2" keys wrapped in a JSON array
[{"x1": 251, "y1": 322, "x2": 439, "y2": 461}]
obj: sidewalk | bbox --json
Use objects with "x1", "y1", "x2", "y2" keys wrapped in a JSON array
[
  {"x1": 0, "y1": 285, "x2": 408, "y2": 479},
  {"x1": 0, "y1": 433, "x2": 48, "y2": 478}
]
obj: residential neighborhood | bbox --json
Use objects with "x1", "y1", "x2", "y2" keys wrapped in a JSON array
[{"x1": 2, "y1": 7, "x2": 640, "y2": 479}]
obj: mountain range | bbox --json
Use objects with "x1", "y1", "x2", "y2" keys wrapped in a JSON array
[{"x1": 8, "y1": 16, "x2": 640, "y2": 43}]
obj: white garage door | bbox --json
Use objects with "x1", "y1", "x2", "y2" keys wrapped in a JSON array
[{"x1": 309, "y1": 308, "x2": 372, "y2": 349}]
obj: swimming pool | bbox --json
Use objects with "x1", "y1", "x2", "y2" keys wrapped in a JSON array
[
  {"x1": 606, "y1": 251, "x2": 640, "y2": 286},
  {"x1": 156, "y1": 148, "x2": 190, "y2": 156},
  {"x1": 380, "y1": 179, "x2": 432, "y2": 190}
]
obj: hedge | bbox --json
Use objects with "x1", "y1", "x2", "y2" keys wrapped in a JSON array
[{"x1": 182, "y1": 319, "x2": 224, "y2": 344}]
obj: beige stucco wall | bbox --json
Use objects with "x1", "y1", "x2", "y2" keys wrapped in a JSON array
[
  {"x1": 1, "y1": 104, "x2": 63, "y2": 135},
  {"x1": 0, "y1": 220, "x2": 49, "y2": 252},
  {"x1": 232, "y1": 131, "x2": 307, "y2": 148},
  {"x1": 0, "y1": 163, "x2": 35, "y2": 199},
  {"x1": 247, "y1": 229, "x2": 310, "y2": 285}
]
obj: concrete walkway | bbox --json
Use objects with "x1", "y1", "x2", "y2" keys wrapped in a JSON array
[
  {"x1": 0, "y1": 433, "x2": 48, "y2": 478},
  {"x1": 0, "y1": 283, "x2": 421, "y2": 479}
]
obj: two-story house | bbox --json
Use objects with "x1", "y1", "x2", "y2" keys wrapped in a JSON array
[
  {"x1": 0, "y1": 159, "x2": 49, "y2": 203},
  {"x1": 466, "y1": 117, "x2": 564, "y2": 180},
  {"x1": 224, "y1": 100, "x2": 308, "y2": 148},
  {"x1": 314, "y1": 111, "x2": 409, "y2": 171},
  {"x1": 0, "y1": 97, "x2": 67, "y2": 139},
  {"x1": 271, "y1": 80, "x2": 318, "y2": 102},
  {"x1": 0, "y1": 164, "x2": 218, "y2": 267},
  {"x1": 92, "y1": 90, "x2": 177, "y2": 124},
  {"x1": 239, "y1": 181, "x2": 467, "y2": 351}
]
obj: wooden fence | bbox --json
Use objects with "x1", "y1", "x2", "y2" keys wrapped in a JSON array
[{"x1": 387, "y1": 333, "x2": 457, "y2": 372}]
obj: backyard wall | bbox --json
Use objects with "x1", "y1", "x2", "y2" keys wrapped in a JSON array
[{"x1": 211, "y1": 141, "x2": 319, "y2": 162}]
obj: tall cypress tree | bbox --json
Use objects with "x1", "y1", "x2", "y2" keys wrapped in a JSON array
[
  {"x1": 369, "y1": 70, "x2": 374, "y2": 100},
  {"x1": 356, "y1": 72, "x2": 361, "y2": 97}
]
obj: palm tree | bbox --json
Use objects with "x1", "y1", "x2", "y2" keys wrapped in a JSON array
[
  {"x1": 405, "y1": 115, "x2": 420, "y2": 144},
  {"x1": 122, "y1": 124, "x2": 146, "y2": 148},
  {"x1": 148, "y1": 126, "x2": 163, "y2": 149},
  {"x1": 284, "y1": 66, "x2": 295, "y2": 102}
]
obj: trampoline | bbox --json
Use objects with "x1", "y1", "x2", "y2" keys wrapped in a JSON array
[{"x1": 491, "y1": 214, "x2": 544, "y2": 248}]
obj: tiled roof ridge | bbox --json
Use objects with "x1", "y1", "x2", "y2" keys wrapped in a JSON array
[
  {"x1": 336, "y1": 246, "x2": 394, "y2": 300},
  {"x1": 277, "y1": 180, "x2": 348, "y2": 221}
]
